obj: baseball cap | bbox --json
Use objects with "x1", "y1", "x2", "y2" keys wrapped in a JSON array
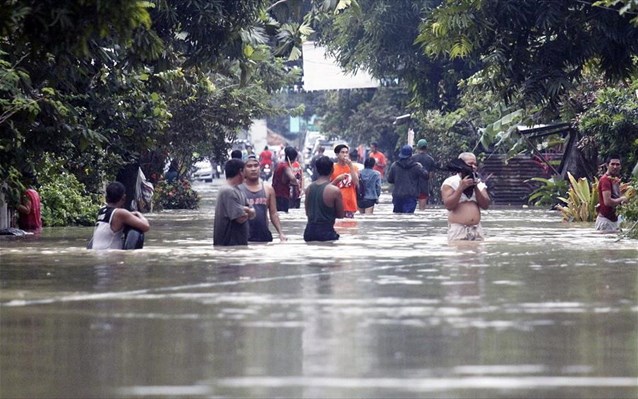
[
  {"x1": 416, "y1": 139, "x2": 427, "y2": 149},
  {"x1": 398, "y1": 145, "x2": 413, "y2": 159}
]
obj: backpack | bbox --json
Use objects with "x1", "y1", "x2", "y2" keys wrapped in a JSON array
[{"x1": 357, "y1": 175, "x2": 366, "y2": 200}]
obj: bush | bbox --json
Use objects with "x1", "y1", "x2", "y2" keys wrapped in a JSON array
[
  {"x1": 39, "y1": 158, "x2": 102, "y2": 226},
  {"x1": 527, "y1": 175, "x2": 569, "y2": 207},
  {"x1": 618, "y1": 177, "x2": 638, "y2": 239},
  {"x1": 153, "y1": 179, "x2": 200, "y2": 210},
  {"x1": 555, "y1": 173, "x2": 599, "y2": 222}
]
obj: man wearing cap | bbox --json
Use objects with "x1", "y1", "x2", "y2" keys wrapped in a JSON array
[
  {"x1": 412, "y1": 139, "x2": 437, "y2": 210},
  {"x1": 387, "y1": 145, "x2": 429, "y2": 213},
  {"x1": 239, "y1": 155, "x2": 287, "y2": 242},
  {"x1": 369, "y1": 142, "x2": 387, "y2": 179},
  {"x1": 330, "y1": 144, "x2": 359, "y2": 218}
]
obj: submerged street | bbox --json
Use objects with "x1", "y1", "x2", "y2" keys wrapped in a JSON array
[{"x1": 1, "y1": 180, "x2": 637, "y2": 399}]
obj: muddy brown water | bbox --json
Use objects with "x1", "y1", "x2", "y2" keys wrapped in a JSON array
[{"x1": 1, "y1": 181, "x2": 636, "y2": 398}]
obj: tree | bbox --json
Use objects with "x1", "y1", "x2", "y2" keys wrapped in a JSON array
[
  {"x1": 310, "y1": 0, "x2": 476, "y2": 110},
  {"x1": 418, "y1": 0, "x2": 638, "y2": 108},
  {"x1": 1, "y1": 0, "x2": 311, "y2": 201}
]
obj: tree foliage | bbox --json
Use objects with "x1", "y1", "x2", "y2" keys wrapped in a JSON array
[
  {"x1": 1, "y1": 0, "x2": 315, "y2": 207},
  {"x1": 311, "y1": 0, "x2": 475, "y2": 110},
  {"x1": 419, "y1": 0, "x2": 638, "y2": 107}
]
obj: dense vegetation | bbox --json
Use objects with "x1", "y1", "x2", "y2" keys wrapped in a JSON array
[{"x1": 2, "y1": 0, "x2": 638, "y2": 230}]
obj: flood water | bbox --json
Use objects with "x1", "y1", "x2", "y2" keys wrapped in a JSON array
[{"x1": 1, "y1": 180, "x2": 637, "y2": 399}]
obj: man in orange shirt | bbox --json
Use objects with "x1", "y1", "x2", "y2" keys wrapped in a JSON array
[
  {"x1": 369, "y1": 142, "x2": 387, "y2": 179},
  {"x1": 330, "y1": 144, "x2": 359, "y2": 218}
]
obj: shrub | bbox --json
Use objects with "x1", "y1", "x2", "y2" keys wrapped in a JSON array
[
  {"x1": 153, "y1": 179, "x2": 200, "y2": 210},
  {"x1": 555, "y1": 173, "x2": 599, "y2": 222},
  {"x1": 527, "y1": 175, "x2": 569, "y2": 207},
  {"x1": 39, "y1": 158, "x2": 102, "y2": 226},
  {"x1": 618, "y1": 177, "x2": 638, "y2": 239}
]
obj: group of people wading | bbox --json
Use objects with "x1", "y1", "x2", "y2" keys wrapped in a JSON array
[
  {"x1": 211, "y1": 144, "x2": 492, "y2": 245},
  {"x1": 10, "y1": 146, "x2": 630, "y2": 248}
]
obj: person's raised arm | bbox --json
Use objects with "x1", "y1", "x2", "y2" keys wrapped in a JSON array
[
  {"x1": 348, "y1": 159, "x2": 359, "y2": 187},
  {"x1": 285, "y1": 165, "x2": 299, "y2": 186},
  {"x1": 441, "y1": 176, "x2": 475, "y2": 211}
]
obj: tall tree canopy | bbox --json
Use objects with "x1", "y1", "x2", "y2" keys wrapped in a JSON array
[
  {"x1": 1, "y1": 0, "x2": 313, "y2": 200},
  {"x1": 418, "y1": 0, "x2": 638, "y2": 107},
  {"x1": 312, "y1": 0, "x2": 474, "y2": 110}
]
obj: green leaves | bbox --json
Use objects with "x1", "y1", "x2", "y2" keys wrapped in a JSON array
[{"x1": 555, "y1": 173, "x2": 599, "y2": 222}]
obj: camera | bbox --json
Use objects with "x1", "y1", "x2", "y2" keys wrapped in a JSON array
[{"x1": 447, "y1": 158, "x2": 478, "y2": 180}]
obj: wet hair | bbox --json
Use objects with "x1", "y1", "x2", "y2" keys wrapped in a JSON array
[
  {"x1": 225, "y1": 159, "x2": 245, "y2": 178},
  {"x1": 606, "y1": 155, "x2": 621, "y2": 164},
  {"x1": 364, "y1": 157, "x2": 376, "y2": 169},
  {"x1": 315, "y1": 156, "x2": 334, "y2": 177},
  {"x1": 230, "y1": 149, "x2": 243, "y2": 159},
  {"x1": 284, "y1": 146, "x2": 298, "y2": 162},
  {"x1": 264, "y1": 145, "x2": 269, "y2": 150},
  {"x1": 106, "y1": 181, "x2": 126, "y2": 203}
]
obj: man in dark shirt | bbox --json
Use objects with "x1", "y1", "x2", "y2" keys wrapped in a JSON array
[
  {"x1": 213, "y1": 159, "x2": 256, "y2": 246},
  {"x1": 411, "y1": 139, "x2": 437, "y2": 210},
  {"x1": 238, "y1": 156, "x2": 286, "y2": 242},
  {"x1": 303, "y1": 156, "x2": 344, "y2": 241}
]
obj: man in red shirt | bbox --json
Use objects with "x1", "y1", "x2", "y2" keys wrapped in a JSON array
[
  {"x1": 596, "y1": 156, "x2": 628, "y2": 232},
  {"x1": 259, "y1": 146, "x2": 273, "y2": 167},
  {"x1": 16, "y1": 173, "x2": 42, "y2": 232},
  {"x1": 369, "y1": 142, "x2": 387, "y2": 179},
  {"x1": 271, "y1": 146, "x2": 299, "y2": 213}
]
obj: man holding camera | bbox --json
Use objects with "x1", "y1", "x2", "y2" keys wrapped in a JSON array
[{"x1": 441, "y1": 152, "x2": 490, "y2": 241}]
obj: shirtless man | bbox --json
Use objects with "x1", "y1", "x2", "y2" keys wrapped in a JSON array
[
  {"x1": 441, "y1": 152, "x2": 490, "y2": 241},
  {"x1": 239, "y1": 156, "x2": 287, "y2": 242}
]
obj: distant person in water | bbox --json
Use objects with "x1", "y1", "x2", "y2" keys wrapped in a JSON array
[
  {"x1": 271, "y1": 146, "x2": 300, "y2": 213},
  {"x1": 16, "y1": 172, "x2": 42, "y2": 232},
  {"x1": 165, "y1": 159, "x2": 179, "y2": 183},
  {"x1": 304, "y1": 156, "x2": 344, "y2": 242},
  {"x1": 90, "y1": 181, "x2": 150, "y2": 250},
  {"x1": 596, "y1": 155, "x2": 628, "y2": 233},
  {"x1": 331, "y1": 144, "x2": 359, "y2": 218},
  {"x1": 441, "y1": 152, "x2": 490, "y2": 241},
  {"x1": 213, "y1": 159, "x2": 256, "y2": 246}
]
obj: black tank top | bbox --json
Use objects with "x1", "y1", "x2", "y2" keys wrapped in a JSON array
[
  {"x1": 239, "y1": 183, "x2": 273, "y2": 242},
  {"x1": 307, "y1": 183, "x2": 336, "y2": 224}
]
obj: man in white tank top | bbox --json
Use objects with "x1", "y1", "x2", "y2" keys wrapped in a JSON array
[
  {"x1": 441, "y1": 152, "x2": 490, "y2": 241},
  {"x1": 90, "y1": 182, "x2": 150, "y2": 249}
]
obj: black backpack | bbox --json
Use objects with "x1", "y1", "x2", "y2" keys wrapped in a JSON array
[{"x1": 357, "y1": 175, "x2": 366, "y2": 200}]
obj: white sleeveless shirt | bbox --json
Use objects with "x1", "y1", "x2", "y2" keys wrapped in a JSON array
[{"x1": 91, "y1": 206, "x2": 124, "y2": 249}]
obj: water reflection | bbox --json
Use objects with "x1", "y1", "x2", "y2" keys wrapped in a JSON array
[{"x1": 0, "y1": 181, "x2": 636, "y2": 399}]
